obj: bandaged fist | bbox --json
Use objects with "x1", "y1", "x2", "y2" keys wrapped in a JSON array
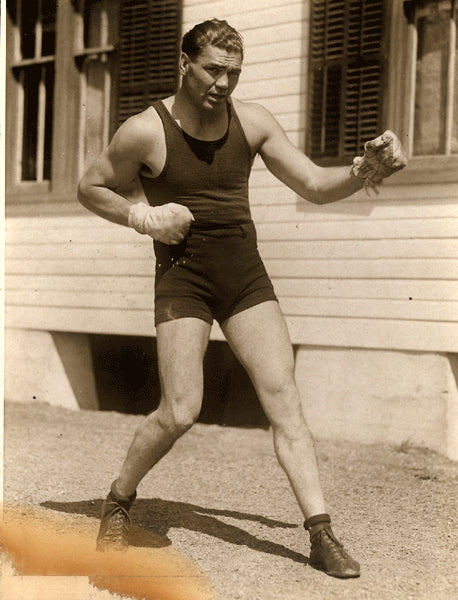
[
  {"x1": 128, "y1": 202, "x2": 194, "y2": 244},
  {"x1": 351, "y1": 130, "x2": 407, "y2": 190}
]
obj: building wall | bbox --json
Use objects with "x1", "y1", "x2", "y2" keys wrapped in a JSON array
[
  {"x1": 6, "y1": 0, "x2": 458, "y2": 350},
  {"x1": 4, "y1": 0, "x2": 458, "y2": 458}
]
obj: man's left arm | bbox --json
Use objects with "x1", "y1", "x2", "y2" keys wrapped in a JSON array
[{"x1": 252, "y1": 104, "x2": 407, "y2": 204}]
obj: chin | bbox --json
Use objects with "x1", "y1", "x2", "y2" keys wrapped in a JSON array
[{"x1": 206, "y1": 98, "x2": 226, "y2": 110}]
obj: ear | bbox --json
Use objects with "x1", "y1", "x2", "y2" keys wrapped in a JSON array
[{"x1": 180, "y1": 52, "x2": 191, "y2": 76}]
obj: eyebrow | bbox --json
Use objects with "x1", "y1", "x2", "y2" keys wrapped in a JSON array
[{"x1": 205, "y1": 62, "x2": 242, "y2": 74}]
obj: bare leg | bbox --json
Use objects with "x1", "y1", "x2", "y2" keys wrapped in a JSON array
[
  {"x1": 115, "y1": 318, "x2": 211, "y2": 497},
  {"x1": 221, "y1": 301, "x2": 326, "y2": 519}
]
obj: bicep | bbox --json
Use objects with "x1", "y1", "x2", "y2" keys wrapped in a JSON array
[
  {"x1": 79, "y1": 118, "x2": 148, "y2": 193},
  {"x1": 247, "y1": 104, "x2": 362, "y2": 204},
  {"x1": 81, "y1": 145, "x2": 140, "y2": 193},
  {"x1": 256, "y1": 109, "x2": 319, "y2": 197}
]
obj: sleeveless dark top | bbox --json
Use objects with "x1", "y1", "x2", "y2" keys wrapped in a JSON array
[{"x1": 138, "y1": 100, "x2": 254, "y2": 228}]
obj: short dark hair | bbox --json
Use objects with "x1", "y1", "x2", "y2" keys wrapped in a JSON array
[{"x1": 181, "y1": 19, "x2": 244, "y2": 61}]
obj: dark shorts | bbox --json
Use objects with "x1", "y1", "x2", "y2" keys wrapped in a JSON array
[{"x1": 153, "y1": 221, "x2": 278, "y2": 326}]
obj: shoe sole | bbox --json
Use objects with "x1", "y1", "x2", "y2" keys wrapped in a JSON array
[{"x1": 309, "y1": 561, "x2": 360, "y2": 578}]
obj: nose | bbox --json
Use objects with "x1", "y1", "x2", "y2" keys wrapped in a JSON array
[{"x1": 216, "y1": 72, "x2": 229, "y2": 90}]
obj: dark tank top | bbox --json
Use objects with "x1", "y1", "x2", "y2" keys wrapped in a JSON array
[{"x1": 138, "y1": 100, "x2": 254, "y2": 228}]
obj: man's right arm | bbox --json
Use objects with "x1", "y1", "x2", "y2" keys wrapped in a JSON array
[
  {"x1": 77, "y1": 113, "x2": 193, "y2": 244},
  {"x1": 77, "y1": 115, "x2": 149, "y2": 225}
]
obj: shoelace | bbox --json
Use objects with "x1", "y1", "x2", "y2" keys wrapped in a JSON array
[
  {"x1": 101, "y1": 506, "x2": 131, "y2": 544},
  {"x1": 317, "y1": 528, "x2": 351, "y2": 561}
]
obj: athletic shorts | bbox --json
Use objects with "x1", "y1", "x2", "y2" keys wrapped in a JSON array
[{"x1": 153, "y1": 221, "x2": 278, "y2": 326}]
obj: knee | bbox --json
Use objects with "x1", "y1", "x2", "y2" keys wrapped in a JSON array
[
  {"x1": 157, "y1": 393, "x2": 201, "y2": 437},
  {"x1": 258, "y1": 370, "x2": 297, "y2": 404},
  {"x1": 258, "y1": 374, "x2": 306, "y2": 435}
]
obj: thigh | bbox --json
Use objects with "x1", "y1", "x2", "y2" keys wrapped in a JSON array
[
  {"x1": 156, "y1": 317, "x2": 211, "y2": 402},
  {"x1": 221, "y1": 301, "x2": 300, "y2": 421}
]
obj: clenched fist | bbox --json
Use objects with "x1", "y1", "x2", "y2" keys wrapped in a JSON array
[
  {"x1": 128, "y1": 202, "x2": 194, "y2": 244},
  {"x1": 351, "y1": 130, "x2": 407, "y2": 191}
]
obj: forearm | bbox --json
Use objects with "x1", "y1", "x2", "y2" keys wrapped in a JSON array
[
  {"x1": 263, "y1": 126, "x2": 406, "y2": 205},
  {"x1": 78, "y1": 178, "x2": 194, "y2": 244},
  {"x1": 77, "y1": 181, "x2": 133, "y2": 226},
  {"x1": 304, "y1": 165, "x2": 364, "y2": 205}
]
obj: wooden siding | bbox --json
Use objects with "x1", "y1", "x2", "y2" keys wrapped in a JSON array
[{"x1": 5, "y1": 0, "x2": 458, "y2": 352}]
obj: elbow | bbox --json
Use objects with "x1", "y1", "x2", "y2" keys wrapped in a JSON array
[
  {"x1": 77, "y1": 179, "x2": 92, "y2": 211},
  {"x1": 307, "y1": 191, "x2": 328, "y2": 205},
  {"x1": 299, "y1": 185, "x2": 328, "y2": 205}
]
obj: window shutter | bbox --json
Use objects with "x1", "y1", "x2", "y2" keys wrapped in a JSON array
[
  {"x1": 308, "y1": 0, "x2": 384, "y2": 160},
  {"x1": 117, "y1": 0, "x2": 182, "y2": 125}
]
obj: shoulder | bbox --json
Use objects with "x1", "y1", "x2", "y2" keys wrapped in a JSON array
[
  {"x1": 108, "y1": 106, "x2": 164, "y2": 159},
  {"x1": 231, "y1": 98, "x2": 284, "y2": 152}
]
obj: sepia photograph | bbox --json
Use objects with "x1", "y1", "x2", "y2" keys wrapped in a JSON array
[{"x1": 2, "y1": 1, "x2": 458, "y2": 599}]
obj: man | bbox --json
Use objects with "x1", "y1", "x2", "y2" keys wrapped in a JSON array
[{"x1": 78, "y1": 19, "x2": 406, "y2": 578}]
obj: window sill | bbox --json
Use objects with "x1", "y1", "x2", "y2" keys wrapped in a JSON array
[
  {"x1": 5, "y1": 185, "x2": 86, "y2": 217},
  {"x1": 6, "y1": 181, "x2": 52, "y2": 197},
  {"x1": 379, "y1": 155, "x2": 458, "y2": 186},
  {"x1": 314, "y1": 154, "x2": 458, "y2": 185}
]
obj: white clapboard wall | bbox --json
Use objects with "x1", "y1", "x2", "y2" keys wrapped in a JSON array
[
  {"x1": 5, "y1": 0, "x2": 458, "y2": 351},
  {"x1": 6, "y1": 180, "x2": 458, "y2": 352}
]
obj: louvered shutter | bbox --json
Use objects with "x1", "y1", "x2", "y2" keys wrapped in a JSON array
[
  {"x1": 308, "y1": 0, "x2": 384, "y2": 160},
  {"x1": 117, "y1": 0, "x2": 182, "y2": 125}
]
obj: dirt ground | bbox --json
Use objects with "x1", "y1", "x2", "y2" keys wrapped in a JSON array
[{"x1": 1, "y1": 400, "x2": 457, "y2": 600}]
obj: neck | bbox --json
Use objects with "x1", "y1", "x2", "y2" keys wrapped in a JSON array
[{"x1": 169, "y1": 87, "x2": 228, "y2": 140}]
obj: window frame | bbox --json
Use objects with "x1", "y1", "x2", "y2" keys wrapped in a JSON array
[
  {"x1": 307, "y1": 0, "x2": 388, "y2": 165},
  {"x1": 6, "y1": 0, "x2": 58, "y2": 191},
  {"x1": 6, "y1": 0, "x2": 82, "y2": 204},
  {"x1": 306, "y1": 0, "x2": 458, "y2": 185},
  {"x1": 5, "y1": 0, "x2": 183, "y2": 208},
  {"x1": 388, "y1": 0, "x2": 458, "y2": 184},
  {"x1": 73, "y1": 0, "x2": 120, "y2": 176}
]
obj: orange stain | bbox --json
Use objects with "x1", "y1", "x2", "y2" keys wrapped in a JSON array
[{"x1": 0, "y1": 504, "x2": 214, "y2": 600}]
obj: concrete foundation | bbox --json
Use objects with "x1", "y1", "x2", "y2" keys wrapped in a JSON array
[
  {"x1": 4, "y1": 328, "x2": 98, "y2": 411},
  {"x1": 295, "y1": 347, "x2": 458, "y2": 460},
  {"x1": 4, "y1": 328, "x2": 458, "y2": 460}
]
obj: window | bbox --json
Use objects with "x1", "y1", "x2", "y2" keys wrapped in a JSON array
[
  {"x1": 74, "y1": 0, "x2": 120, "y2": 173},
  {"x1": 5, "y1": 0, "x2": 182, "y2": 200},
  {"x1": 117, "y1": 0, "x2": 182, "y2": 126},
  {"x1": 308, "y1": 0, "x2": 384, "y2": 162},
  {"x1": 9, "y1": 0, "x2": 57, "y2": 182},
  {"x1": 404, "y1": 0, "x2": 457, "y2": 156},
  {"x1": 74, "y1": 0, "x2": 181, "y2": 171},
  {"x1": 308, "y1": 0, "x2": 458, "y2": 171}
]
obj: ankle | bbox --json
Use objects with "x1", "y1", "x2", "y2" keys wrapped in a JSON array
[
  {"x1": 110, "y1": 480, "x2": 137, "y2": 505},
  {"x1": 304, "y1": 513, "x2": 331, "y2": 540}
]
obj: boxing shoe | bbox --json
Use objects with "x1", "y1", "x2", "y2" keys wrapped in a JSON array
[
  {"x1": 308, "y1": 524, "x2": 360, "y2": 578},
  {"x1": 96, "y1": 481, "x2": 136, "y2": 551}
]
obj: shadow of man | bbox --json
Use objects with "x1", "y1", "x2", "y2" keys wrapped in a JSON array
[{"x1": 42, "y1": 497, "x2": 307, "y2": 564}]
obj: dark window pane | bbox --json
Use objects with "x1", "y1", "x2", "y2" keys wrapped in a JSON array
[
  {"x1": 6, "y1": 1, "x2": 17, "y2": 23},
  {"x1": 22, "y1": 67, "x2": 39, "y2": 180},
  {"x1": 21, "y1": 2, "x2": 38, "y2": 59},
  {"x1": 41, "y1": 0, "x2": 56, "y2": 56},
  {"x1": 44, "y1": 64, "x2": 55, "y2": 180},
  {"x1": 84, "y1": 0, "x2": 103, "y2": 48},
  {"x1": 310, "y1": 67, "x2": 325, "y2": 156},
  {"x1": 324, "y1": 65, "x2": 341, "y2": 156}
]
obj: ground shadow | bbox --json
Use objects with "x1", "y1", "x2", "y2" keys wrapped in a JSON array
[{"x1": 42, "y1": 498, "x2": 307, "y2": 564}]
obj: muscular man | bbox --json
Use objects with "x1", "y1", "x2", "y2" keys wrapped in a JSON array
[{"x1": 78, "y1": 19, "x2": 406, "y2": 579}]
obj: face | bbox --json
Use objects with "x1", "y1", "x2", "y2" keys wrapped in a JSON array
[{"x1": 181, "y1": 45, "x2": 243, "y2": 111}]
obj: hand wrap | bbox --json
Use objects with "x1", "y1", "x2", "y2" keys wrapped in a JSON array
[
  {"x1": 128, "y1": 202, "x2": 194, "y2": 245},
  {"x1": 351, "y1": 130, "x2": 407, "y2": 193}
]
